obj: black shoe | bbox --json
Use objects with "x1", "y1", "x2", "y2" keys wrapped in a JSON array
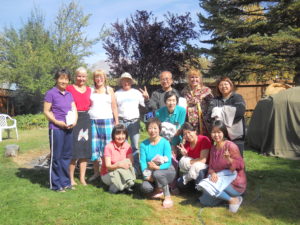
[{"x1": 125, "y1": 187, "x2": 134, "y2": 194}]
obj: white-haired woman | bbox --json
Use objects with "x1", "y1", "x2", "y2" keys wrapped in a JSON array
[{"x1": 66, "y1": 67, "x2": 91, "y2": 186}]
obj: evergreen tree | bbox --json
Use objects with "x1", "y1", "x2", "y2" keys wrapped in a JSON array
[{"x1": 199, "y1": 0, "x2": 300, "y2": 81}]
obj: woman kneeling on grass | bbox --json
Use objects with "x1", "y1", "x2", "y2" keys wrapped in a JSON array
[
  {"x1": 140, "y1": 118, "x2": 176, "y2": 208},
  {"x1": 44, "y1": 69, "x2": 78, "y2": 192},
  {"x1": 176, "y1": 122, "x2": 211, "y2": 190},
  {"x1": 197, "y1": 120, "x2": 246, "y2": 213},
  {"x1": 101, "y1": 124, "x2": 135, "y2": 194}
]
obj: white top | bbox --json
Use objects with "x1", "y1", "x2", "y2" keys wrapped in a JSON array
[
  {"x1": 89, "y1": 88, "x2": 113, "y2": 120},
  {"x1": 115, "y1": 88, "x2": 145, "y2": 120}
]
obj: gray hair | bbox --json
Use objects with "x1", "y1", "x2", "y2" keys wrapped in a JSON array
[{"x1": 75, "y1": 67, "x2": 87, "y2": 75}]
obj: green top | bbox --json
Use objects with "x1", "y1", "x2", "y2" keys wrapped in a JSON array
[{"x1": 155, "y1": 105, "x2": 186, "y2": 145}]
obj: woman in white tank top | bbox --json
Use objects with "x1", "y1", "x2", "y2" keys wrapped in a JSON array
[{"x1": 88, "y1": 70, "x2": 119, "y2": 181}]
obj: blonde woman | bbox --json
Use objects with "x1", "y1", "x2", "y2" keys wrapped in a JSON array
[
  {"x1": 181, "y1": 69, "x2": 213, "y2": 136},
  {"x1": 66, "y1": 67, "x2": 91, "y2": 186},
  {"x1": 88, "y1": 70, "x2": 119, "y2": 181}
]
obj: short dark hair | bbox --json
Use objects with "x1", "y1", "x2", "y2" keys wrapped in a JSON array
[
  {"x1": 216, "y1": 77, "x2": 235, "y2": 96},
  {"x1": 164, "y1": 90, "x2": 179, "y2": 104},
  {"x1": 146, "y1": 117, "x2": 162, "y2": 132},
  {"x1": 55, "y1": 69, "x2": 71, "y2": 81},
  {"x1": 181, "y1": 122, "x2": 196, "y2": 132},
  {"x1": 111, "y1": 124, "x2": 128, "y2": 140},
  {"x1": 211, "y1": 120, "x2": 229, "y2": 139}
]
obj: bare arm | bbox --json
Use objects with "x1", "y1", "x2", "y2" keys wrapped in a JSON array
[
  {"x1": 43, "y1": 102, "x2": 68, "y2": 129},
  {"x1": 190, "y1": 149, "x2": 209, "y2": 164},
  {"x1": 105, "y1": 156, "x2": 130, "y2": 171},
  {"x1": 109, "y1": 87, "x2": 119, "y2": 125}
]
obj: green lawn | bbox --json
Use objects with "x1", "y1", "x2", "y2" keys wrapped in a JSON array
[{"x1": 0, "y1": 129, "x2": 300, "y2": 225}]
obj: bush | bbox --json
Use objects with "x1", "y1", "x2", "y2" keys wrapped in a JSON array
[{"x1": 14, "y1": 113, "x2": 48, "y2": 129}]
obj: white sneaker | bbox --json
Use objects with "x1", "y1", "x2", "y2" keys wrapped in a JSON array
[{"x1": 229, "y1": 196, "x2": 243, "y2": 213}]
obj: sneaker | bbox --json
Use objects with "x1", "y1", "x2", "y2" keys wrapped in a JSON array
[
  {"x1": 55, "y1": 188, "x2": 66, "y2": 193},
  {"x1": 126, "y1": 180, "x2": 135, "y2": 187},
  {"x1": 152, "y1": 191, "x2": 164, "y2": 199},
  {"x1": 229, "y1": 196, "x2": 243, "y2": 213},
  {"x1": 64, "y1": 185, "x2": 76, "y2": 190},
  {"x1": 162, "y1": 199, "x2": 174, "y2": 208}
]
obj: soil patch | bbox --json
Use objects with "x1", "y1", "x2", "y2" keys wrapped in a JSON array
[{"x1": 12, "y1": 149, "x2": 49, "y2": 168}]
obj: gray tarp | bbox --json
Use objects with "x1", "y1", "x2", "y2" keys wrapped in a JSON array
[{"x1": 247, "y1": 86, "x2": 300, "y2": 159}]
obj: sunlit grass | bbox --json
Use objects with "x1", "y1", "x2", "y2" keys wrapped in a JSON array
[{"x1": 0, "y1": 129, "x2": 299, "y2": 224}]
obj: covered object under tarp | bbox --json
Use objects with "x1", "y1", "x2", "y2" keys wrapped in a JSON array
[{"x1": 247, "y1": 86, "x2": 300, "y2": 159}]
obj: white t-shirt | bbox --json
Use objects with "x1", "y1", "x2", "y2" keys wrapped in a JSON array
[
  {"x1": 89, "y1": 88, "x2": 113, "y2": 120},
  {"x1": 115, "y1": 88, "x2": 145, "y2": 120}
]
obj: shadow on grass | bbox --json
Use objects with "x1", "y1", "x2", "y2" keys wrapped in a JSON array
[
  {"x1": 15, "y1": 167, "x2": 49, "y2": 188},
  {"x1": 176, "y1": 165, "x2": 300, "y2": 224}
]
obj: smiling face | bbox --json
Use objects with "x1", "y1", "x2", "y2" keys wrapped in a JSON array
[
  {"x1": 121, "y1": 78, "x2": 132, "y2": 91},
  {"x1": 183, "y1": 129, "x2": 197, "y2": 143},
  {"x1": 160, "y1": 71, "x2": 173, "y2": 91},
  {"x1": 211, "y1": 127, "x2": 224, "y2": 143},
  {"x1": 147, "y1": 122, "x2": 160, "y2": 139},
  {"x1": 166, "y1": 95, "x2": 177, "y2": 113},
  {"x1": 56, "y1": 74, "x2": 69, "y2": 91},
  {"x1": 188, "y1": 74, "x2": 201, "y2": 89},
  {"x1": 218, "y1": 81, "x2": 233, "y2": 97},
  {"x1": 114, "y1": 131, "x2": 126, "y2": 146},
  {"x1": 94, "y1": 74, "x2": 105, "y2": 88},
  {"x1": 75, "y1": 71, "x2": 87, "y2": 87}
]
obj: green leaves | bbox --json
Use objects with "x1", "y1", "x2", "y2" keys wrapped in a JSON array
[
  {"x1": 199, "y1": 0, "x2": 299, "y2": 81},
  {"x1": 0, "y1": 1, "x2": 97, "y2": 114}
]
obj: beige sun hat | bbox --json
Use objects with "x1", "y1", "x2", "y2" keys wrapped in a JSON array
[{"x1": 119, "y1": 72, "x2": 136, "y2": 85}]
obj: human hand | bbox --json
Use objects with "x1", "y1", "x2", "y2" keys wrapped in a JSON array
[
  {"x1": 119, "y1": 161, "x2": 130, "y2": 169},
  {"x1": 177, "y1": 143, "x2": 187, "y2": 156},
  {"x1": 223, "y1": 148, "x2": 231, "y2": 161},
  {"x1": 139, "y1": 86, "x2": 149, "y2": 100},
  {"x1": 55, "y1": 120, "x2": 68, "y2": 129},
  {"x1": 210, "y1": 172, "x2": 218, "y2": 183},
  {"x1": 148, "y1": 161, "x2": 159, "y2": 170},
  {"x1": 67, "y1": 122, "x2": 77, "y2": 129}
]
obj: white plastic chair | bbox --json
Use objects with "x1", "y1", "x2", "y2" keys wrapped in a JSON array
[{"x1": 0, "y1": 114, "x2": 18, "y2": 141}]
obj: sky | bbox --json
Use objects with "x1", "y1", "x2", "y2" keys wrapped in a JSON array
[{"x1": 0, "y1": 0, "x2": 207, "y2": 66}]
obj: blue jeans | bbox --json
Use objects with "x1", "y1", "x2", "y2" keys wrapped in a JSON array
[
  {"x1": 119, "y1": 118, "x2": 140, "y2": 152},
  {"x1": 199, "y1": 184, "x2": 242, "y2": 206}
]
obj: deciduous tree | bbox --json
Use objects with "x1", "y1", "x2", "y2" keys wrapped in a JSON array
[{"x1": 103, "y1": 10, "x2": 199, "y2": 85}]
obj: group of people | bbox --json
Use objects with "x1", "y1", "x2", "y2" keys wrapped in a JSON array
[{"x1": 43, "y1": 67, "x2": 246, "y2": 212}]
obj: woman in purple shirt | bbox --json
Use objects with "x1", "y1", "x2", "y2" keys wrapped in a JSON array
[{"x1": 44, "y1": 69, "x2": 78, "y2": 192}]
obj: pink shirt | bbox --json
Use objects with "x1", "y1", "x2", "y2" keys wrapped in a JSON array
[
  {"x1": 66, "y1": 85, "x2": 91, "y2": 111},
  {"x1": 101, "y1": 141, "x2": 132, "y2": 176},
  {"x1": 184, "y1": 135, "x2": 211, "y2": 163},
  {"x1": 209, "y1": 140, "x2": 247, "y2": 193}
]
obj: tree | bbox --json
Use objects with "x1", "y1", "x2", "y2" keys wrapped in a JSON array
[
  {"x1": 198, "y1": 0, "x2": 300, "y2": 81},
  {"x1": 103, "y1": 10, "x2": 199, "y2": 85},
  {"x1": 0, "y1": 2, "x2": 98, "y2": 114},
  {"x1": 52, "y1": 1, "x2": 98, "y2": 71},
  {"x1": 0, "y1": 9, "x2": 55, "y2": 113}
]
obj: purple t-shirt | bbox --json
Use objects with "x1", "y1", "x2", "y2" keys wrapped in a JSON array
[{"x1": 44, "y1": 87, "x2": 74, "y2": 129}]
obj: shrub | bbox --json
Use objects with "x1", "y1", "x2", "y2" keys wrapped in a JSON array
[{"x1": 14, "y1": 113, "x2": 48, "y2": 129}]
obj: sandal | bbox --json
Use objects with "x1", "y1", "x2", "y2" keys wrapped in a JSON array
[
  {"x1": 229, "y1": 196, "x2": 243, "y2": 213},
  {"x1": 162, "y1": 199, "x2": 174, "y2": 208}
]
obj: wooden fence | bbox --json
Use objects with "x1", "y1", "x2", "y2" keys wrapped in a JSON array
[{"x1": 143, "y1": 80, "x2": 294, "y2": 116}]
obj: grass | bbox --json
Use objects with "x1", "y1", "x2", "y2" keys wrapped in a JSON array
[{"x1": 0, "y1": 129, "x2": 300, "y2": 225}]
